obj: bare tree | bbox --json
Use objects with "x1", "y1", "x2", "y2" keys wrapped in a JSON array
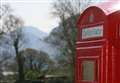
[
  {"x1": 52, "y1": 0, "x2": 93, "y2": 82},
  {"x1": 0, "y1": 4, "x2": 25, "y2": 82},
  {"x1": 52, "y1": 0, "x2": 92, "y2": 18},
  {"x1": 0, "y1": 4, "x2": 23, "y2": 33},
  {"x1": 0, "y1": 49, "x2": 12, "y2": 79},
  {"x1": 20, "y1": 48, "x2": 54, "y2": 79},
  {"x1": 22, "y1": 48, "x2": 53, "y2": 72}
]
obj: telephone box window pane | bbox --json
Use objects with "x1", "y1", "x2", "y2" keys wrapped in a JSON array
[{"x1": 82, "y1": 61, "x2": 95, "y2": 81}]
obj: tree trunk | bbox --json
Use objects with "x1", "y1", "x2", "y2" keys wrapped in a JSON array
[
  {"x1": 14, "y1": 38, "x2": 25, "y2": 82},
  {"x1": 16, "y1": 53, "x2": 25, "y2": 82}
]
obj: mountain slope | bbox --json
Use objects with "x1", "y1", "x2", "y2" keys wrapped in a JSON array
[
  {"x1": 19, "y1": 26, "x2": 60, "y2": 59},
  {"x1": 0, "y1": 26, "x2": 61, "y2": 71}
]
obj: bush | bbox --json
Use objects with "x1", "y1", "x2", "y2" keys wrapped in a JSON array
[{"x1": 25, "y1": 70, "x2": 40, "y2": 80}]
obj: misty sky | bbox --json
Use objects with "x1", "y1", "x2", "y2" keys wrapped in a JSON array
[
  {"x1": 1, "y1": 0, "x2": 114, "y2": 33},
  {"x1": 1, "y1": 0, "x2": 59, "y2": 33}
]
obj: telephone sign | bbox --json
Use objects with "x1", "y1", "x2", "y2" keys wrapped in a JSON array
[
  {"x1": 82, "y1": 25, "x2": 103, "y2": 39},
  {"x1": 76, "y1": 2, "x2": 120, "y2": 83}
]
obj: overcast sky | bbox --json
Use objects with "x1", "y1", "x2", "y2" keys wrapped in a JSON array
[
  {"x1": 1, "y1": 0, "x2": 60, "y2": 33},
  {"x1": 1, "y1": 0, "x2": 112, "y2": 33}
]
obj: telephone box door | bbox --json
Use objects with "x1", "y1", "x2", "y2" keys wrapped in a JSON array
[{"x1": 77, "y1": 45, "x2": 103, "y2": 83}]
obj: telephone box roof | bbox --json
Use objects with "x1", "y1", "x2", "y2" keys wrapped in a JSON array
[
  {"x1": 77, "y1": 0, "x2": 120, "y2": 27},
  {"x1": 92, "y1": 0, "x2": 120, "y2": 15}
]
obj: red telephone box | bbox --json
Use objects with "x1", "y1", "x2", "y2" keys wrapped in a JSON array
[{"x1": 76, "y1": 2, "x2": 120, "y2": 83}]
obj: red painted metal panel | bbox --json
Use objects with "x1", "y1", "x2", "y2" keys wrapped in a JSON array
[
  {"x1": 77, "y1": 6, "x2": 106, "y2": 28},
  {"x1": 76, "y1": 39, "x2": 107, "y2": 83},
  {"x1": 76, "y1": 2, "x2": 120, "y2": 83},
  {"x1": 77, "y1": 7, "x2": 107, "y2": 43},
  {"x1": 92, "y1": 0, "x2": 120, "y2": 15},
  {"x1": 107, "y1": 11, "x2": 120, "y2": 83}
]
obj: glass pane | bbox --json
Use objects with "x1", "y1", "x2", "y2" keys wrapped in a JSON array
[
  {"x1": 82, "y1": 25, "x2": 103, "y2": 39},
  {"x1": 82, "y1": 61, "x2": 95, "y2": 81}
]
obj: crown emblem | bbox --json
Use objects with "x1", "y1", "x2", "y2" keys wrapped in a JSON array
[{"x1": 89, "y1": 13, "x2": 94, "y2": 23}]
